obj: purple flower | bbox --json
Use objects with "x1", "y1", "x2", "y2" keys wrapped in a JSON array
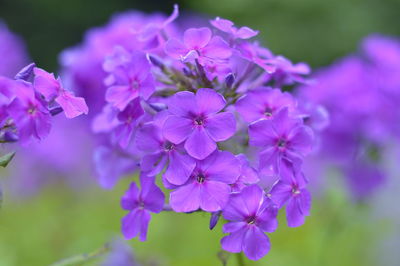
[
  {"x1": 165, "y1": 27, "x2": 232, "y2": 64},
  {"x1": 121, "y1": 175, "x2": 165, "y2": 241},
  {"x1": 269, "y1": 161, "x2": 311, "y2": 227},
  {"x1": 249, "y1": 108, "x2": 313, "y2": 172},
  {"x1": 221, "y1": 185, "x2": 278, "y2": 260},
  {"x1": 94, "y1": 145, "x2": 139, "y2": 189},
  {"x1": 235, "y1": 88, "x2": 297, "y2": 123},
  {"x1": 136, "y1": 111, "x2": 196, "y2": 185},
  {"x1": 231, "y1": 154, "x2": 259, "y2": 192},
  {"x1": 267, "y1": 56, "x2": 310, "y2": 86},
  {"x1": 7, "y1": 80, "x2": 51, "y2": 143},
  {"x1": 163, "y1": 88, "x2": 236, "y2": 160},
  {"x1": 113, "y1": 98, "x2": 144, "y2": 148},
  {"x1": 33, "y1": 67, "x2": 88, "y2": 118},
  {"x1": 210, "y1": 17, "x2": 258, "y2": 39},
  {"x1": 105, "y1": 49, "x2": 155, "y2": 110},
  {"x1": 169, "y1": 150, "x2": 240, "y2": 212},
  {"x1": 102, "y1": 239, "x2": 138, "y2": 266}
]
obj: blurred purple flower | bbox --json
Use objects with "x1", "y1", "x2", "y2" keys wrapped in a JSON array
[{"x1": 165, "y1": 27, "x2": 232, "y2": 64}]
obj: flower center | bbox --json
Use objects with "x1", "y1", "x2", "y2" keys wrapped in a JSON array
[
  {"x1": 163, "y1": 141, "x2": 175, "y2": 152},
  {"x1": 277, "y1": 139, "x2": 286, "y2": 148},
  {"x1": 264, "y1": 107, "x2": 273, "y2": 118},
  {"x1": 246, "y1": 215, "x2": 257, "y2": 225},
  {"x1": 291, "y1": 184, "x2": 301, "y2": 195},
  {"x1": 131, "y1": 79, "x2": 140, "y2": 90},
  {"x1": 196, "y1": 173, "x2": 206, "y2": 184},
  {"x1": 194, "y1": 117, "x2": 205, "y2": 126},
  {"x1": 28, "y1": 106, "x2": 37, "y2": 115}
]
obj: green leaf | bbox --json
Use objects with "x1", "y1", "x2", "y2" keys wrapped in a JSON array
[{"x1": 0, "y1": 152, "x2": 15, "y2": 168}]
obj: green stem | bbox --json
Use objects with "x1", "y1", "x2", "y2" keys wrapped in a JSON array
[
  {"x1": 49, "y1": 243, "x2": 110, "y2": 266},
  {"x1": 236, "y1": 252, "x2": 245, "y2": 266}
]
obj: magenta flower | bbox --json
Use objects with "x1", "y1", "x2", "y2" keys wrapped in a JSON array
[
  {"x1": 121, "y1": 175, "x2": 165, "y2": 241},
  {"x1": 136, "y1": 111, "x2": 196, "y2": 185},
  {"x1": 33, "y1": 67, "x2": 88, "y2": 118},
  {"x1": 7, "y1": 80, "x2": 51, "y2": 143},
  {"x1": 236, "y1": 88, "x2": 297, "y2": 123},
  {"x1": 269, "y1": 161, "x2": 311, "y2": 227},
  {"x1": 221, "y1": 185, "x2": 278, "y2": 260},
  {"x1": 105, "y1": 50, "x2": 155, "y2": 110},
  {"x1": 165, "y1": 27, "x2": 232, "y2": 64},
  {"x1": 163, "y1": 88, "x2": 236, "y2": 160},
  {"x1": 169, "y1": 150, "x2": 240, "y2": 212},
  {"x1": 210, "y1": 17, "x2": 258, "y2": 40},
  {"x1": 249, "y1": 108, "x2": 313, "y2": 171}
]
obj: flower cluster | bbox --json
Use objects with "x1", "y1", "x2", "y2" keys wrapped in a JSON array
[
  {"x1": 63, "y1": 6, "x2": 320, "y2": 261},
  {"x1": 300, "y1": 34, "x2": 400, "y2": 200},
  {"x1": 0, "y1": 63, "x2": 88, "y2": 145}
]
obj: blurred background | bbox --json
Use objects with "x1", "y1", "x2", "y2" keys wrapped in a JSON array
[{"x1": 0, "y1": 0, "x2": 400, "y2": 265}]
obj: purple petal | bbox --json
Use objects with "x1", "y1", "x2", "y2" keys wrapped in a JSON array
[
  {"x1": 205, "y1": 112, "x2": 236, "y2": 142},
  {"x1": 121, "y1": 182, "x2": 140, "y2": 210},
  {"x1": 106, "y1": 85, "x2": 138, "y2": 110},
  {"x1": 286, "y1": 189, "x2": 311, "y2": 227},
  {"x1": 269, "y1": 181, "x2": 292, "y2": 208},
  {"x1": 184, "y1": 128, "x2": 216, "y2": 160},
  {"x1": 183, "y1": 27, "x2": 212, "y2": 49},
  {"x1": 164, "y1": 151, "x2": 196, "y2": 185},
  {"x1": 200, "y1": 181, "x2": 231, "y2": 212},
  {"x1": 140, "y1": 175, "x2": 165, "y2": 213},
  {"x1": 223, "y1": 221, "x2": 248, "y2": 233},
  {"x1": 243, "y1": 226, "x2": 270, "y2": 260},
  {"x1": 167, "y1": 91, "x2": 197, "y2": 117},
  {"x1": 210, "y1": 17, "x2": 234, "y2": 33},
  {"x1": 170, "y1": 182, "x2": 201, "y2": 212},
  {"x1": 56, "y1": 92, "x2": 88, "y2": 119},
  {"x1": 200, "y1": 151, "x2": 240, "y2": 184},
  {"x1": 138, "y1": 210, "x2": 151, "y2": 241},
  {"x1": 33, "y1": 67, "x2": 59, "y2": 100},
  {"x1": 237, "y1": 154, "x2": 259, "y2": 184},
  {"x1": 288, "y1": 125, "x2": 314, "y2": 155},
  {"x1": 138, "y1": 74, "x2": 155, "y2": 100},
  {"x1": 221, "y1": 226, "x2": 247, "y2": 253},
  {"x1": 235, "y1": 26, "x2": 258, "y2": 39},
  {"x1": 248, "y1": 119, "x2": 277, "y2": 147},
  {"x1": 240, "y1": 185, "x2": 264, "y2": 216},
  {"x1": 122, "y1": 209, "x2": 150, "y2": 241},
  {"x1": 165, "y1": 38, "x2": 188, "y2": 59},
  {"x1": 196, "y1": 88, "x2": 226, "y2": 115},
  {"x1": 163, "y1": 116, "x2": 193, "y2": 144},
  {"x1": 140, "y1": 153, "x2": 167, "y2": 176},
  {"x1": 202, "y1": 36, "x2": 232, "y2": 59},
  {"x1": 136, "y1": 124, "x2": 163, "y2": 152},
  {"x1": 257, "y1": 199, "x2": 278, "y2": 233}
]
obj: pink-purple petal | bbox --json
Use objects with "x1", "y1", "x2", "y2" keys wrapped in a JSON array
[
  {"x1": 205, "y1": 112, "x2": 236, "y2": 141},
  {"x1": 170, "y1": 182, "x2": 201, "y2": 212},
  {"x1": 163, "y1": 116, "x2": 193, "y2": 144},
  {"x1": 184, "y1": 128, "x2": 216, "y2": 160}
]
